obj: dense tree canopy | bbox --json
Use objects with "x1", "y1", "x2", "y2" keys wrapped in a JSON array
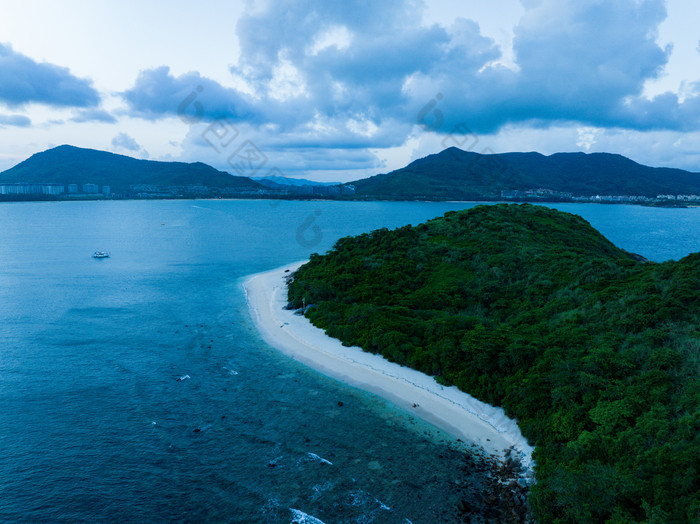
[
  {"x1": 288, "y1": 204, "x2": 699, "y2": 523},
  {"x1": 348, "y1": 148, "x2": 700, "y2": 200}
]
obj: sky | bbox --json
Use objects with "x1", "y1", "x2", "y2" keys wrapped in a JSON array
[{"x1": 1, "y1": 0, "x2": 700, "y2": 182}]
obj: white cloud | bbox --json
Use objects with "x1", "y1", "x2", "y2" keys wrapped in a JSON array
[
  {"x1": 576, "y1": 127, "x2": 601, "y2": 151},
  {"x1": 268, "y1": 53, "x2": 308, "y2": 101},
  {"x1": 3, "y1": 0, "x2": 700, "y2": 179},
  {"x1": 306, "y1": 25, "x2": 353, "y2": 56}
]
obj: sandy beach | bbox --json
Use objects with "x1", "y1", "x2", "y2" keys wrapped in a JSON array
[{"x1": 243, "y1": 261, "x2": 535, "y2": 467}]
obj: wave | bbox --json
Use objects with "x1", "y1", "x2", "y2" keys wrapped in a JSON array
[
  {"x1": 347, "y1": 489, "x2": 391, "y2": 512},
  {"x1": 305, "y1": 452, "x2": 332, "y2": 465},
  {"x1": 289, "y1": 508, "x2": 326, "y2": 524}
]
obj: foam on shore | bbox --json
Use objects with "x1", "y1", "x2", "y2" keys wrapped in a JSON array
[{"x1": 243, "y1": 261, "x2": 535, "y2": 468}]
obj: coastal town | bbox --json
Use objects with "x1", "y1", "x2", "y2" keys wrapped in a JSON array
[
  {"x1": 2, "y1": 180, "x2": 697, "y2": 206},
  {"x1": 500, "y1": 188, "x2": 700, "y2": 204},
  {"x1": 0, "y1": 181, "x2": 356, "y2": 199}
]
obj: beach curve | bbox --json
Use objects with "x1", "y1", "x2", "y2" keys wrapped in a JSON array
[{"x1": 243, "y1": 261, "x2": 535, "y2": 468}]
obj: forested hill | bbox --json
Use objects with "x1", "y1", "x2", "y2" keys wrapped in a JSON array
[
  {"x1": 288, "y1": 204, "x2": 699, "y2": 522},
  {"x1": 346, "y1": 147, "x2": 700, "y2": 200},
  {"x1": 0, "y1": 145, "x2": 263, "y2": 193}
]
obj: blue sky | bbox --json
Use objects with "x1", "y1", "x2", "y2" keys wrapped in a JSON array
[{"x1": 1, "y1": 0, "x2": 699, "y2": 181}]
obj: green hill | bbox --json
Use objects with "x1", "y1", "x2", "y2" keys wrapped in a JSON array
[
  {"x1": 0, "y1": 145, "x2": 264, "y2": 193},
  {"x1": 288, "y1": 204, "x2": 699, "y2": 522},
  {"x1": 347, "y1": 148, "x2": 700, "y2": 200}
]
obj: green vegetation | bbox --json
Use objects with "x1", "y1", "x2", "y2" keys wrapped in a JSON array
[
  {"x1": 288, "y1": 204, "x2": 699, "y2": 522},
  {"x1": 348, "y1": 147, "x2": 700, "y2": 199},
  {"x1": 5, "y1": 145, "x2": 700, "y2": 203},
  {"x1": 0, "y1": 145, "x2": 263, "y2": 193}
]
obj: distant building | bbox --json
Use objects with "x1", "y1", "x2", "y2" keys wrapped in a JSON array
[
  {"x1": 68, "y1": 184, "x2": 78, "y2": 193},
  {"x1": 42, "y1": 184, "x2": 65, "y2": 195},
  {"x1": 501, "y1": 190, "x2": 522, "y2": 199},
  {"x1": 0, "y1": 183, "x2": 64, "y2": 195},
  {"x1": 102, "y1": 185, "x2": 111, "y2": 196},
  {"x1": 83, "y1": 183, "x2": 99, "y2": 194}
]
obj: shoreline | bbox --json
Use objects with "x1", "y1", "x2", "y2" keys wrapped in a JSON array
[{"x1": 243, "y1": 261, "x2": 535, "y2": 469}]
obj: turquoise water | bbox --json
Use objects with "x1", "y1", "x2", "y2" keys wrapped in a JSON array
[{"x1": 0, "y1": 200, "x2": 698, "y2": 523}]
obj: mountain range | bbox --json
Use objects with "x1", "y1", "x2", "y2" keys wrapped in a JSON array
[
  {"x1": 0, "y1": 145, "x2": 263, "y2": 194},
  {"x1": 2, "y1": 144, "x2": 700, "y2": 201},
  {"x1": 348, "y1": 147, "x2": 700, "y2": 200}
]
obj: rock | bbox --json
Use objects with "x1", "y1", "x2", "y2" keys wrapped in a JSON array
[{"x1": 457, "y1": 499, "x2": 471, "y2": 513}]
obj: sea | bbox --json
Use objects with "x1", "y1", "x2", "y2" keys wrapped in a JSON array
[{"x1": 0, "y1": 200, "x2": 698, "y2": 523}]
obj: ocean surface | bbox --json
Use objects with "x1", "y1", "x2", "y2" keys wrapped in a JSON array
[{"x1": 0, "y1": 200, "x2": 698, "y2": 523}]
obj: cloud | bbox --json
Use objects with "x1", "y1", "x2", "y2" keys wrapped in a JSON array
[
  {"x1": 407, "y1": 0, "x2": 686, "y2": 133},
  {"x1": 71, "y1": 108, "x2": 117, "y2": 124},
  {"x1": 0, "y1": 43, "x2": 100, "y2": 108},
  {"x1": 112, "y1": 132, "x2": 140, "y2": 151},
  {"x1": 576, "y1": 127, "x2": 601, "y2": 151},
  {"x1": 0, "y1": 113, "x2": 31, "y2": 127},
  {"x1": 177, "y1": 121, "x2": 383, "y2": 181},
  {"x1": 122, "y1": 66, "x2": 255, "y2": 123},
  {"x1": 122, "y1": 0, "x2": 700, "y2": 146},
  {"x1": 111, "y1": 132, "x2": 149, "y2": 158}
]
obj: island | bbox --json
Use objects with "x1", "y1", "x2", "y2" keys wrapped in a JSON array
[{"x1": 250, "y1": 204, "x2": 698, "y2": 522}]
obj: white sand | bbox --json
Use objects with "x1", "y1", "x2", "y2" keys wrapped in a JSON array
[{"x1": 243, "y1": 261, "x2": 535, "y2": 468}]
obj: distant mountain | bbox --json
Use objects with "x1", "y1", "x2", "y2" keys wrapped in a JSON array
[
  {"x1": 347, "y1": 148, "x2": 700, "y2": 200},
  {"x1": 0, "y1": 145, "x2": 264, "y2": 194},
  {"x1": 5, "y1": 145, "x2": 700, "y2": 203},
  {"x1": 252, "y1": 175, "x2": 340, "y2": 188}
]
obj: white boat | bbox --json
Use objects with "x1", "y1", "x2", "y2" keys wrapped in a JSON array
[{"x1": 92, "y1": 251, "x2": 110, "y2": 259}]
